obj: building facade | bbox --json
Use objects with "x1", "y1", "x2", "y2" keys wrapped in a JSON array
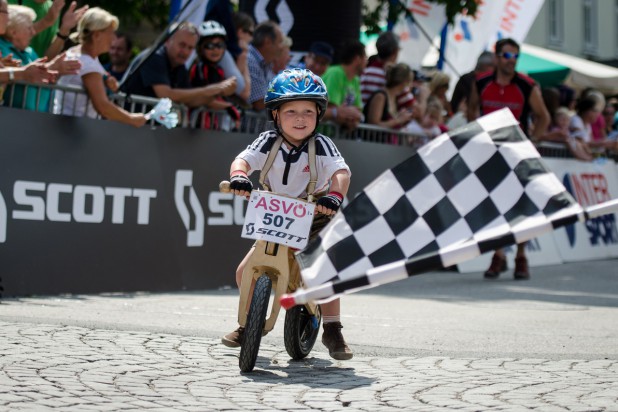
[{"x1": 525, "y1": 0, "x2": 618, "y2": 66}]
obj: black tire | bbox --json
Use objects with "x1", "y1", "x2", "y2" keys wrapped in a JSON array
[
  {"x1": 239, "y1": 274, "x2": 271, "y2": 372},
  {"x1": 283, "y1": 304, "x2": 321, "y2": 360}
]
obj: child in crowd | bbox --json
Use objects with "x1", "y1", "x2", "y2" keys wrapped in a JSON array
[
  {"x1": 403, "y1": 100, "x2": 444, "y2": 145},
  {"x1": 550, "y1": 107, "x2": 592, "y2": 161},
  {"x1": 222, "y1": 68, "x2": 354, "y2": 361},
  {"x1": 189, "y1": 20, "x2": 240, "y2": 130}
]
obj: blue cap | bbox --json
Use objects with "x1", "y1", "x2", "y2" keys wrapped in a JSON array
[{"x1": 309, "y1": 41, "x2": 334, "y2": 62}]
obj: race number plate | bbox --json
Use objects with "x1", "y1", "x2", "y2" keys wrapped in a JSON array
[{"x1": 242, "y1": 191, "x2": 315, "y2": 249}]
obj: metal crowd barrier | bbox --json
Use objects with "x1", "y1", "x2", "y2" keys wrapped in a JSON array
[
  {"x1": 2, "y1": 80, "x2": 616, "y2": 159},
  {"x1": 3, "y1": 81, "x2": 189, "y2": 127}
]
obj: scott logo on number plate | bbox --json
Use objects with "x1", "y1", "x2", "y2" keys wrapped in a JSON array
[{"x1": 242, "y1": 191, "x2": 315, "y2": 249}]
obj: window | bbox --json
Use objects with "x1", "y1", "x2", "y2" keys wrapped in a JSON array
[
  {"x1": 548, "y1": 0, "x2": 563, "y2": 46},
  {"x1": 583, "y1": 0, "x2": 598, "y2": 55}
]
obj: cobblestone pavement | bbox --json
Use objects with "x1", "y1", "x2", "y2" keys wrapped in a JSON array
[{"x1": 1, "y1": 320, "x2": 617, "y2": 411}]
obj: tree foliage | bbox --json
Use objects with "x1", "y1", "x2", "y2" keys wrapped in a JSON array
[
  {"x1": 69, "y1": 0, "x2": 478, "y2": 38},
  {"x1": 363, "y1": 0, "x2": 479, "y2": 35},
  {"x1": 75, "y1": 0, "x2": 170, "y2": 31}
]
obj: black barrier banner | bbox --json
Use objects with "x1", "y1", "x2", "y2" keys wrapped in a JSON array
[{"x1": 0, "y1": 108, "x2": 415, "y2": 296}]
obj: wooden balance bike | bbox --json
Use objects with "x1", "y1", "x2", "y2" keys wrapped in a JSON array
[{"x1": 221, "y1": 181, "x2": 322, "y2": 372}]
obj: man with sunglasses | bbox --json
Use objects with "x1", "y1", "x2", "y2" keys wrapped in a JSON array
[{"x1": 467, "y1": 37, "x2": 550, "y2": 281}]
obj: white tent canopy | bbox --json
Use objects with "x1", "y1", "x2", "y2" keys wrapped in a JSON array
[{"x1": 521, "y1": 43, "x2": 618, "y2": 95}]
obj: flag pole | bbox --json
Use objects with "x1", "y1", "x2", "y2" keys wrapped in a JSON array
[
  {"x1": 397, "y1": 0, "x2": 460, "y2": 76},
  {"x1": 118, "y1": 0, "x2": 202, "y2": 90},
  {"x1": 280, "y1": 198, "x2": 618, "y2": 309}
]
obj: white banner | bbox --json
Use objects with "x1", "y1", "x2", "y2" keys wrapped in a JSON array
[
  {"x1": 395, "y1": 0, "x2": 446, "y2": 70},
  {"x1": 459, "y1": 157, "x2": 618, "y2": 273},
  {"x1": 488, "y1": 0, "x2": 545, "y2": 47},
  {"x1": 544, "y1": 158, "x2": 618, "y2": 261},
  {"x1": 442, "y1": 0, "x2": 507, "y2": 81}
]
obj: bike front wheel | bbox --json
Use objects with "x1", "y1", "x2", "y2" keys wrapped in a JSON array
[
  {"x1": 239, "y1": 274, "x2": 271, "y2": 372},
  {"x1": 284, "y1": 304, "x2": 321, "y2": 360}
]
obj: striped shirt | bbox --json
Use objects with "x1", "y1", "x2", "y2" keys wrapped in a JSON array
[
  {"x1": 247, "y1": 45, "x2": 274, "y2": 104},
  {"x1": 360, "y1": 57, "x2": 415, "y2": 109}
]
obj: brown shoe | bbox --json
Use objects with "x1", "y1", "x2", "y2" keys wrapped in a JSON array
[
  {"x1": 514, "y1": 256, "x2": 530, "y2": 280},
  {"x1": 484, "y1": 253, "x2": 507, "y2": 279},
  {"x1": 322, "y1": 322, "x2": 353, "y2": 360},
  {"x1": 221, "y1": 326, "x2": 244, "y2": 348}
]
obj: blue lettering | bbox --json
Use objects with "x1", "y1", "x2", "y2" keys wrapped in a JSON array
[{"x1": 585, "y1": 215, "x2": 618, "y2": 246}]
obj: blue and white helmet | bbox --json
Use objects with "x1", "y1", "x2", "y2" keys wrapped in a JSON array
[{"x1": 264, "y1": 68, "x2": 328, "y2": 120}]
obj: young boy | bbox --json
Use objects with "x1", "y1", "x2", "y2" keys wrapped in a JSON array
[{"x1": 222, "y1": 68, "x2": 353, "y2": 360}]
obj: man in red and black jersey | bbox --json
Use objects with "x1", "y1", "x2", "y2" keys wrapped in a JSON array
[{"x1": 467, "y1": 38, "x2": 550, "y2": 281}]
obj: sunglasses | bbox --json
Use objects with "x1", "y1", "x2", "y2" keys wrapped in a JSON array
[
  {"x1": 203, "y1": 42, "x2": 226, "y2": 50},
  {"x1": 498, "y1": 52, "x2": 519, "y2": 60}
]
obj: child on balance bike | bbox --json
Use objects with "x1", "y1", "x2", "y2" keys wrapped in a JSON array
[{"x1": 222, "y1": 68, "x2": 353, "y2": 360}]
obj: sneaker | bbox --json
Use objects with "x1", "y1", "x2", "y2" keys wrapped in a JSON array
[
  {"x1": 221, "y1": 326, "x2": 244, "y2": 348},
  {"x1": 484, "y1": 253, "x2": 507, "y2": 279},
  {"x1": 322, "y1": 322, "x2": 353, "y2": 360},
  {"x1": 514, "y1": 256, "x2": 530, "y2": 280}
]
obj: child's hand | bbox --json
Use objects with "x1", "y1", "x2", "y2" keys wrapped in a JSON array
[
  {"x1": 316, "y1": 192, "x2": 343, "y2": 215},
  {"x1": 229, "y1": 173, "x2": 253, "y2": 198}
]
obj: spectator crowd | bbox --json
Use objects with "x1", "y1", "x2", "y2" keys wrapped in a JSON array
[{"x1": 1, "y1": 0, "x2": 617, "y2": 156}]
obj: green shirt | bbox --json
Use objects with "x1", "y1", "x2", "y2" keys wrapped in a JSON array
[
  {"x1": 321, "y1": 65, "x2": 362, "y2": 109},
  {"x1": 8, "y1": 0, "x2": 58, "y2": 56}
]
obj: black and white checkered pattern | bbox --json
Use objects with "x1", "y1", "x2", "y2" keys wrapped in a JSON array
[{"x1": 297, "y1": 109, "x2": 583, "y2": 290}]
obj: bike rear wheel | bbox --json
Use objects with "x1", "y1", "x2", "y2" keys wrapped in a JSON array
[
  {"x1": 239, "y1": 274, "x2": 271, "y2": 372},
  {"x1": 284, "y1": 304, "x2": 321, "y2": 360}
]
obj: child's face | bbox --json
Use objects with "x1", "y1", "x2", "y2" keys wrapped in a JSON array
[
  {"x1": 276, "y1": 100, "x2": 318, "y2": 144},
  {"x1": 555, "y1": 112, "x2": 570, "y2": 129},
  {"x1": 422, "y1": 112, "x2": 439, "y2": 128},
  {"x1": 199, "y1": 37, "x2": 226, "y2": 63}
]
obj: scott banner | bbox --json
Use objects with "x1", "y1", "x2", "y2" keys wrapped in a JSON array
[{"x1": 0, "y1": 109, "x2": 414, "y2": 297}]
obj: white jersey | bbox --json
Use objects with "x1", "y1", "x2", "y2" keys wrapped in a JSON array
[{"x1": 237, "y1": 130, "x2": 351, "y2": 198}]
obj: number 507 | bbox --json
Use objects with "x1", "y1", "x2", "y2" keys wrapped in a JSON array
[{"x1": 263, "y1": 213, "x2": 294, "y2": 229}]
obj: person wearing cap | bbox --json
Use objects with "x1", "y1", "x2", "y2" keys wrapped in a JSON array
[
  {"x1": 450, "y1": 50, "x2": 495, "y2": 116},
  {"x1": 297, "y1": 40, "x2": 333, "y2": 77},
  {"x1": 360, "y1": 30, "x2": 414, "y2": 110},
  {"x1": 321, "y1": 39, "x2": 366, "y2": 130}
]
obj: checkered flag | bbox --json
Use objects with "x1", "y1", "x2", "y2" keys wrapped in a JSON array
[{"x1": 279, "y1": 108, "x2": 618, "y2": 308}]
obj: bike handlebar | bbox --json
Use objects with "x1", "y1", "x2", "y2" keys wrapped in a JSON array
[{"x1": 219, "y1": 180, "x2": 231, "y2": 193}]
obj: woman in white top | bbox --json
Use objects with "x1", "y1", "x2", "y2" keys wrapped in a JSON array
[{"x1": 54, "y1": 7, "x2": 146, "y2": 127}]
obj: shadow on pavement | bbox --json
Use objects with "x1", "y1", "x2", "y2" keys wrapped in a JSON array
[{"x1": 240, "y1": 355, "x2": 375, "y2": 389}]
